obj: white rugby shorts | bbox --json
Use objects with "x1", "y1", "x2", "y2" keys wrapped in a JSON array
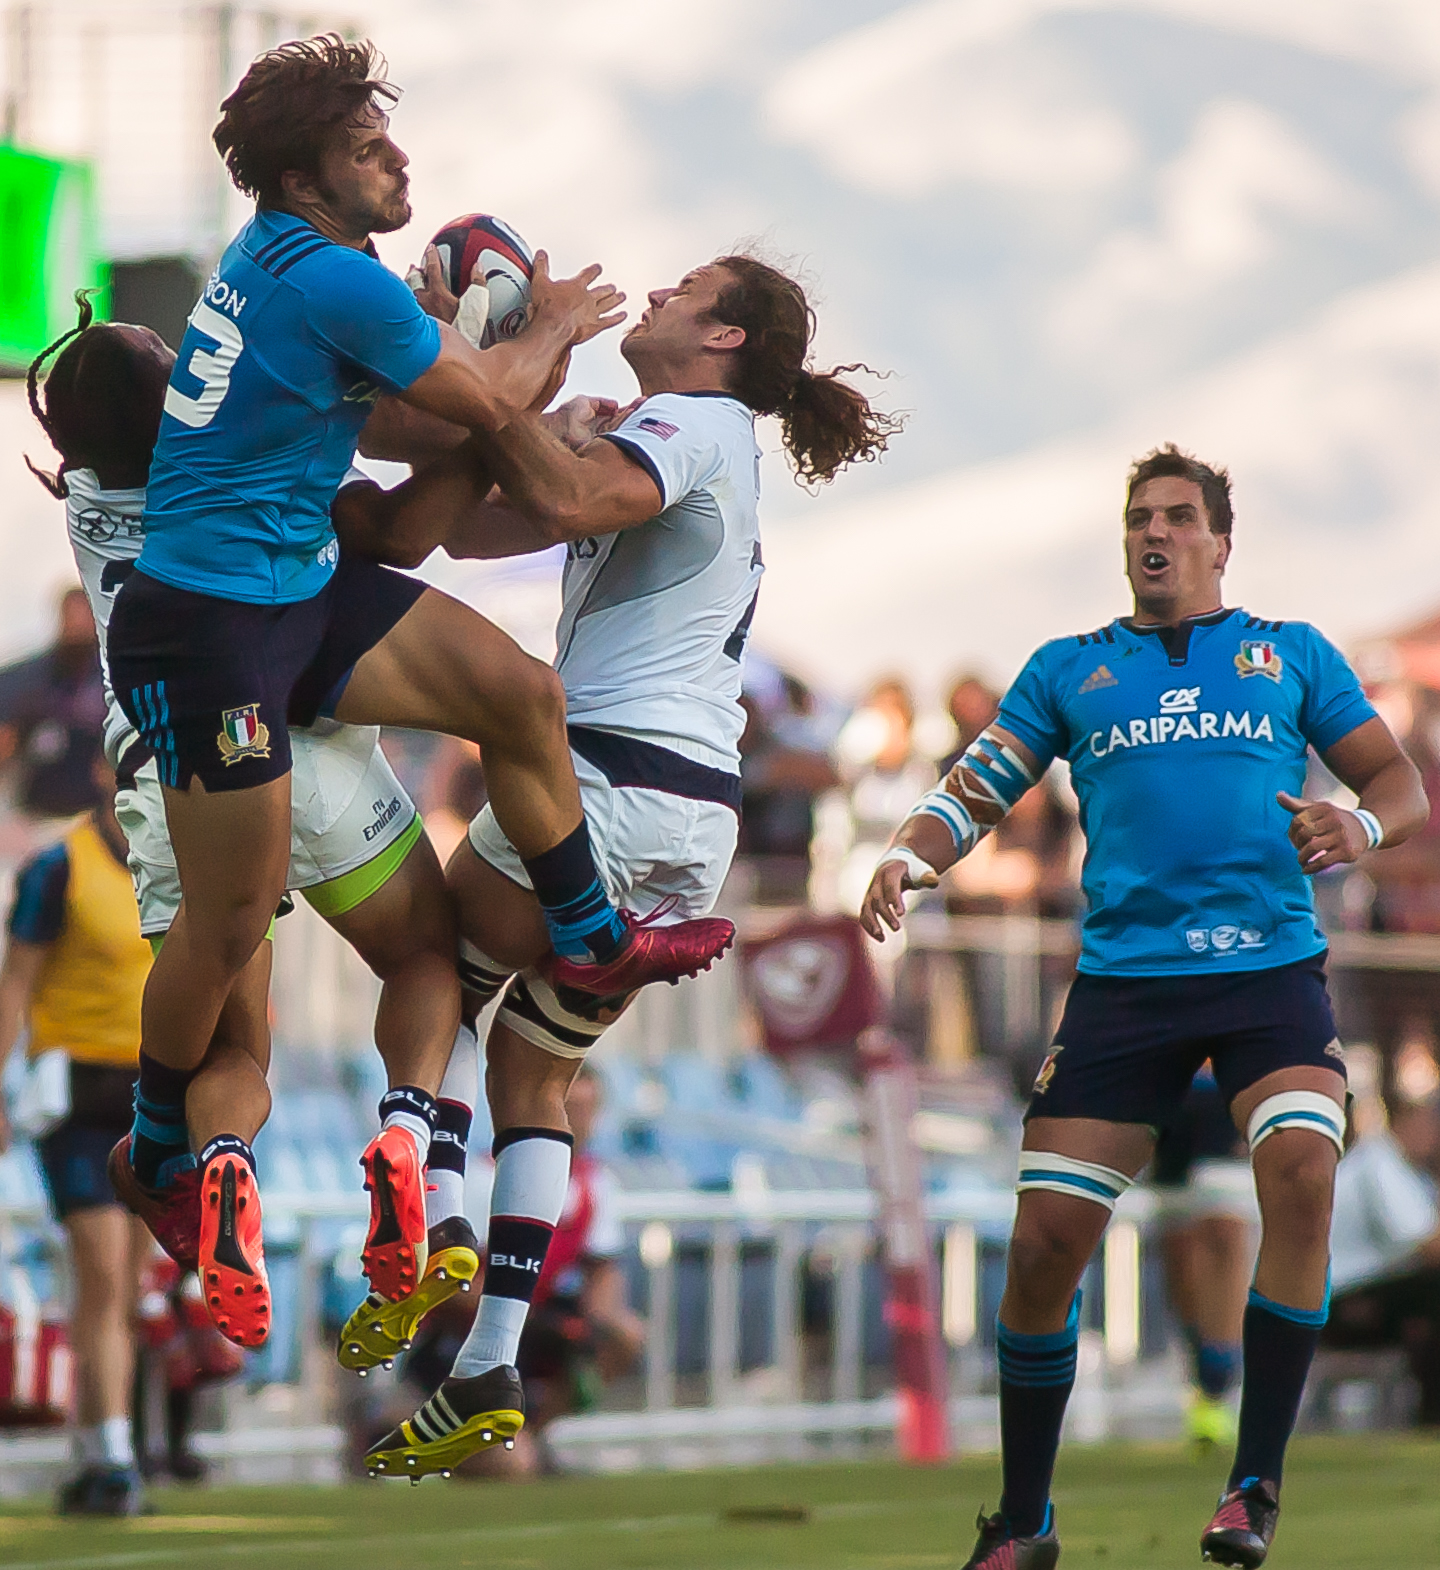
[
  {"x1": 116, "y1": 723, "x2": 419, "y2": 936},
  {"x1": 466, "y1": 746, "x2": 738, "y2": 921}
]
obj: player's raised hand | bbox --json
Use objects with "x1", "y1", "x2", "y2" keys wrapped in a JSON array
[
  {"x1": 1277, "y1": 791, "x2": 1368, "y2": 874},
  {"x1": 410, "y1": 244, "x2": 461, "y2": 324},
  {"x1": 859, "y1": 856, "x2": 938, "y2": 942},
  {"x1": 529, "y1": 252, "x2": 626, "y2": 345},
  {"x1": 546, "y1": 395, "x2": 622, "y2": 450}
]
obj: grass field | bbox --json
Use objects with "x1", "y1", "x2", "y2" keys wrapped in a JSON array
[{"x1": 1, "y1": 1436, "x2": 1437, "y2": 1570}]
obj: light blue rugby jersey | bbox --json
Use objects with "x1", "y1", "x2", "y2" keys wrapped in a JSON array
[
  {"x1": 996, "y1": 608, "x2": 1377, "y2": 977},
  {"x1": 139, "y1": 211, "x2": 441, "y2": 605}
]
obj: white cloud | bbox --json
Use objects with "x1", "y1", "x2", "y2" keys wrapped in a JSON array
[
  {"x1": 1049, "y1": 100, "x2": 1364, "y2": 360},
  {"x1": 764, "y1": 0, "x2": 1136, "y2": 197}
]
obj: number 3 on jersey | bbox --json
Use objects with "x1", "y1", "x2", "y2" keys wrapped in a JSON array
[{"x1": 164, "y1": 302, "x2": 244, "y2": 429}]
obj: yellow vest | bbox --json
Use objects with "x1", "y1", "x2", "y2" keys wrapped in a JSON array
[{"x1": 27, "y1": 819, "x2": 150, "y2": 1067}]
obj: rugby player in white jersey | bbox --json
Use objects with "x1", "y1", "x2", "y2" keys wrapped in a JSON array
[
  {"x1": 356, "y1": 253, "x2": 902, "y2": 1477},
  {"x1": 25, "y1": 298, "x2": 504, "y2": 1345}
]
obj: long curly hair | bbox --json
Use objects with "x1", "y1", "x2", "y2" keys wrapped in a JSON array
[{"x1": 709, "y1": 255, "x2": 903, "y2": 486}]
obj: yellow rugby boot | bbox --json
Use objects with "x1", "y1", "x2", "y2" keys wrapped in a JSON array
[
  {"x1": 366, "y1": 1364, "x2": 525, "y2": 1482},
  {"x1": 1187, "y1": 1390, "x2": 1238, "y2": 1451},
  {"x1": 338, "y1": 1216, "x2": 480, "y2": 1374}
]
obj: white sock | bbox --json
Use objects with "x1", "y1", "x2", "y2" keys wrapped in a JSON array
[
  {"x1": 426, "y1": 1026, "x2": 478, "y2": 1228},
  {"x1": 450, "y1": 1130, "x2": 572, "y2": 1379},
  {"x1": 99, "y1": 1415, "x2": 134, "y2": 1468}
]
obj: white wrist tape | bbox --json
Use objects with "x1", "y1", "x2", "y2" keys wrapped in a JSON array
[
  {"x1": 1351, "y1": 808, "x2": 1383, "y2": 851},
  {"x1": 453, "y1": 282, "x2": 492, "y2": 350},
  {"x1": 878, "y1": 846, "x2": 939, "y2": 888},
  {"x1": 1246, "y1": 1090, "x2": 1346, "y2": 1157}
]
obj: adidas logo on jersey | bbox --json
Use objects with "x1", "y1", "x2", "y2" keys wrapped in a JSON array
[
  {"x1": 1088, "y1": 707, "x2": 1274, "y2": 757},
  {"x1": 1079, "y1": 665, "x2": 1117, "y2": 693}
]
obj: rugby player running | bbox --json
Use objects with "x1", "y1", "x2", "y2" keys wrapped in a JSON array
[
  {"x1": 347, "y1": 252, "x2": 899, "y2": 1475},
  {"x1": 861, "y1": 445, "x2": 1427, "y2": 1569},
  {"x1": 101, "y1": 36, "x2": 733, "y2": 1334}
]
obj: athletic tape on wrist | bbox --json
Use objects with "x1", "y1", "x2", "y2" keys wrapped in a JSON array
[
  {"x1": 878, "y1": 846, "x2": 940, "y2": 887},
  {"x1": 1246, "y1": 1090, "x2": 1346, "y2": 1156},
  {"x1": 1017, "y1": 1150, "x2": 1134, "y2": 1213},
  {"x1": 910, "y1": 787, "x2": 979, "y2": 854},
  {"x1": 1352, "y1": 808, "x2": 1383, "y2": 851}
]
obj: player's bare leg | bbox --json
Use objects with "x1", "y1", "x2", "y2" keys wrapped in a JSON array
[
  {"x1": 1201, "y1": 1067, "x2": 1343, "y2": 1568},
  {"x1": 335, "y1": 589, "x2": 733, "y2": 995}
]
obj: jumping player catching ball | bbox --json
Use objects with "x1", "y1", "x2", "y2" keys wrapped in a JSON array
[{"x1": 861, "y1": 445, "x2": 1427, "y2": 1569}]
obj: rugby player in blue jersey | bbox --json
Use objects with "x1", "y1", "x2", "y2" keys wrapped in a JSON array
[
  {"x1": 102, "y1": 36, "x2": 734, "y2": 1334},
  {"x1": 861, "y1": 445, "x2": 1428, "y2": 1569}
]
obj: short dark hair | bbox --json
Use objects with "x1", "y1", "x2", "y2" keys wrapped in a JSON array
[
  {"x1": 213, "y1": 34, "x2": 398, "y2": 207},
  {"x1": 26, "y1": 292, "x2": 169, "y2": 496},
  {"x1": 1125, "y1": 443, "x2": 1233, "y2": 536}
]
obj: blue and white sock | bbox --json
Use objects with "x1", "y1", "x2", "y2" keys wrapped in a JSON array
[
  {"x1": 1228, "y1": 1286, "x2": 1327, "y2": 1490},
  {"x1": 520, "y1": 822, "x2": 626, "y2": 962}
]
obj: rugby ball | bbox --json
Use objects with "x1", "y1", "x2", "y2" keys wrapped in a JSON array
[{"x1": 429, "y1": 213, "x2": 534, "y2": 347}]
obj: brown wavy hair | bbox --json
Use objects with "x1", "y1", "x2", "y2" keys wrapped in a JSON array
[
  {"x1": 709, "y1": 255, "x2": 903, "y2": 486},
  {"x1": 214, "y1": 33, "x2": 398, "y2": 206},
  {"x1": 1126, "y1": 443, "x2": 1234, "y2": 536}
]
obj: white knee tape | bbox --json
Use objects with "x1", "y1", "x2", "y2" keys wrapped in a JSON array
[
  {"x1": 457, "y1": 940, "x2": 513, "y2": 1007},
  {"x1": 1246, "y1": 1091, "x2": 1346, "y2": 1156},
  {"x1": 1017, "y1": 1151, "x2": 1134, "y2": 1213},
  {"x1": 496, "y1": 968, "x2": 612, "y2": 1061}
]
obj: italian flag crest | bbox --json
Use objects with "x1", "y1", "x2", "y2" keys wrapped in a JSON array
[{"x1": 217, "y1": 703, "x2": 271, "y2": 764}]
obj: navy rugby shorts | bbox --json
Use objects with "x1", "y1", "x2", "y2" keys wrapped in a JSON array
[
  {"x1": 1026, "y1": 955, "x2": 1345, "y2": 1130},
  {"x1": 37, "y1": 1063, "x2": 137, "y2": 1220},
  {"x1": 108, "y1": 554, "x2": 426, "y2": 793}
]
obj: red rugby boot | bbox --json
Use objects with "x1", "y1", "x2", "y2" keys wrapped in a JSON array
[
  {"x1": 107, "y1": 1137, "x2": 201, "y2": 1271},
  {"x1": 1201, "y1": 1480, "x2": 1279, "y2": 1567},
  {"x1": 360, "y1": 1126, "x2": 430, "y2": 1303},
  {"x1": 198, "y1": 1153, "x2": 271, "y2": 1349},
  {"x1": 546, "y1": 907, "x2": 735, "y2": 997}
]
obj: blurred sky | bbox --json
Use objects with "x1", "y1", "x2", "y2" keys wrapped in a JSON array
[{"x1": 8, "y1": 0, "x2": 1440, "y2": 699}]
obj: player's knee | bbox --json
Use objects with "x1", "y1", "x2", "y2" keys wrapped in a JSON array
[
  {"x1": 1007, "y1": 1207, "x2": 1096, "y2": 1298},
  {"x1": 496, "y1": 656, "x2": 565, "y2": 742},
  {"x1": 1258, "y1": 1134, "x2": 1336, "y2": 1231}
]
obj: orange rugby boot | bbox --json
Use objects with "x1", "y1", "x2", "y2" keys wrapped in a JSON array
[
  {"x1": 359, "y1": 1126, "x2": 430, "y2": 1303},
  {"x1": 197, "y1": 1153, "x2": 271, "y2": 1349}
]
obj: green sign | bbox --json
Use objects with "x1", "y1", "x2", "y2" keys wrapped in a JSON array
[{"x1": 0, "y1": 144, "x2": 105, "y2": 371}]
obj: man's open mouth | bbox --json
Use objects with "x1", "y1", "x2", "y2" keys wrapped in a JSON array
[{"x1": 1141, "y1": 552, "x2": 1169, "y2": 572}]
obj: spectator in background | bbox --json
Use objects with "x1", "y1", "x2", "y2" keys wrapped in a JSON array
[
  {"x1": 738, "y1": 693, "x2": 838, "y2": 905},
  {"x1": 0, "y1": 587, "x2": 106, "y2": 827},
  {"x1": 1324, "y1": 1091, "x2": 1440, "y2": 1425},
  {"x1": 420, "y1": 738, "x2": 489, "y2": 867},
  {"x1": 939, "y1": 673, "x2": 1002, "y2": 771},
  {"x1": 822, "y1": 678, "x2": 936, "y2": 915},
  {"x1": 0, "y1": 759, "x2": 152, "y2": 1515}
]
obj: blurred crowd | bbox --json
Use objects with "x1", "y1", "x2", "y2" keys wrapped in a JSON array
[{"x1": 7, "y1": 588, "x2": 1440, "y2": 1506}]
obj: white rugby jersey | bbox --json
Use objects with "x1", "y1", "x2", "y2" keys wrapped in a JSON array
[
  {"x1": 564, "y1": 392, "x2": 763, "y2": 771},
  {"x1": 63, "y1": 466, "x2": 146, "y2": 765},
  {"x1": 63, "y1": 466, "x2": 378, "y2": 769}
]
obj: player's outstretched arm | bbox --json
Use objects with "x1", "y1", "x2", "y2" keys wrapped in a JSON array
[
  {"x1": 859, "y1": 725, "x2": 1043, "y2": 941},
  {"x1": 1280, "y1": 716, "x2": 1428, "y2": 874},
  {"x1": 398, "y1": 253, "x2": 625, "y2": 434},
  {"x1": 456, "y1": 417, "x2": 664, "y2": 547}
]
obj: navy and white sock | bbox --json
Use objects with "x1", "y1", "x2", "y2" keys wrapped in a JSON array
[
  {"x1": 457, "y1": 943, "x2": 513, "y2": 1008},
  {"x1": 1228, "y1": 1286, "x2": 1326, "y2": 1490},
  {"x1": 426, "y1": 1025, "x2": 477, "y2": 1228},
  {"x1": 130, "y1": 1054, "x2": 197, "y2": 1190},
  {"x1": 521, "y1": 822, "x2": 626, "y2": 962},
  {"x1": 997, "y1": 1295, "x2": 1080, "y2": 1538},
  {"x1": 378, "y1": 1085, "x2": 437, "y2": 1164},
  {"x1": 1186, "y1": 1326, "x2": 1242, "y2": 1399},
  {"x1": 451, "y1": 1127, "x2": 573, "y2": 1378},
  {"x1": 198, "y1": 1134, "x2": 256, "y2": 1174}
]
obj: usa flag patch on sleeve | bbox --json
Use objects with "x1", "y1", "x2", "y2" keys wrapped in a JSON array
[{"x1": 636, "y1": 416, "x2": 679, "y2": 440}]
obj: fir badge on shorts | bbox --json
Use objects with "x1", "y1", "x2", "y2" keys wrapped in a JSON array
[{"x1": 218, "y1": 704, "x2": 271, "y2": 766}]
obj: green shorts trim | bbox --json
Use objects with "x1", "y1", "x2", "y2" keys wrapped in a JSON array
[
  {"x1": 149, "y1": 912, "x2": 278, "y2": 956},
  {"x1": 302, "y1": 812, "x2": 424, "y2": 921}
]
